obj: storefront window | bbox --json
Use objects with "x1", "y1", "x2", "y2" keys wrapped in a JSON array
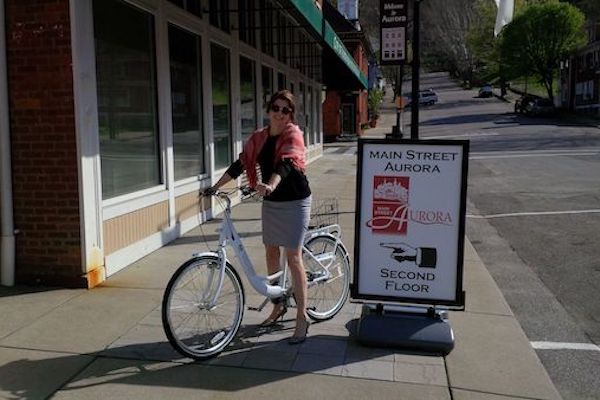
[
  {"x1": 238, "y1": 0, "x2": 256, "y2": 47},
  {"x1": 240, "y1": 56, "x2": 257, "y2": 141},
  {"x1": 167, "y1": 0, "x2": 202, "y2": 18},
  {"x1": 169, "y1": 25, "x2": 204, "y2": 180},
  {"x1": 93, "y1": 0, "x2": 160, "y2": 199},
  {"x1": 307, "y1": 86, "x2": 314, "y2": 145},
  {"x1": 259, "y1": 0, "x2": 274, "y2": 56},
  {"x1": 261, "y1": 65, "x2": 273, "y2": 126},
  {"x1": 298, "y1": 81, "x2": 306, "y2": 141},
  {"x1": 211, "y1": 44, "x2": 232, "y2": 169},
  {"x1": 209, "y1": 0, "x2": 230, "y2": 32}
]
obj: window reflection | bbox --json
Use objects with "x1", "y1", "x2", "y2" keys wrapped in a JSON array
[
  {"x1": 211, "y1": 44, "x2": 231, "y2": 169},
  {"x1": 169, "y1": 25, "x2": 204, "y2": 180},
  {"x1": 240, "y1": 56, "x2": 257, "y2": 141},
  {"x1": 94, "y1": 0, "x2": 160, "y2": 199},
  {"x1": 261, "y1": 65, "x2": 273, "y2": 127}
]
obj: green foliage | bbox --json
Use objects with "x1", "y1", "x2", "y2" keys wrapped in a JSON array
[
  {"x1": 368, "y1": 88, "x2": 384, "y2": 116},
  {"x1": 567, "y1": 0, "x2": 600, "y2": 19},
  {"x1": 499, "y1": 2, "x2": 586, "y2": 101},
  {"x1": 467, "y1": 0, "x2": 500, "y2": 82}
]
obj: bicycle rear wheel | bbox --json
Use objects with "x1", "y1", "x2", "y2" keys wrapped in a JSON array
[
  {"x1": 162, "y1": 256, "x2": 244, "y2": 360},
  {"x1": 303, "y1": 234, "x2": 350, "y2": 321}
]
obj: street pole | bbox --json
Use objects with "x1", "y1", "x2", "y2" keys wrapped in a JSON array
[
  {"x1": 395, "y1": 65, "x2": 404, "y2": 137},
  {"x1": 410, "y1": 0, "x2": 420, "y2": 140}
]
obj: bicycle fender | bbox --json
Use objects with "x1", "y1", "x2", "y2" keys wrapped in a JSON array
[{"x1": 191, "y1": 251, "x2": 219, "y2": 259}]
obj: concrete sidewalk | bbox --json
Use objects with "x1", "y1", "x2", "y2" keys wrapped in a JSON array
[{"x1": 0, "y1": 96, "x2": 561, "y2": 399}]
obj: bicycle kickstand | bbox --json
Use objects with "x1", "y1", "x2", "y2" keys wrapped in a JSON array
[{"x1": 247, "y1": 297, "x2": 270, "y2": 312}]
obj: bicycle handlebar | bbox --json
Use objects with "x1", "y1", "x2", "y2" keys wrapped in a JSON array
[{"x1": 200, "y1": 186, "x2": 258, "y2": 201}]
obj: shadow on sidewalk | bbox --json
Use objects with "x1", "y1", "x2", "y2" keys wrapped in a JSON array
[
  {"x1": 421, "y1": 111, "x2": 600, "y2": 129},
  {"x1": 0, "y1": 320, "x2": 439, "y2": 398}
]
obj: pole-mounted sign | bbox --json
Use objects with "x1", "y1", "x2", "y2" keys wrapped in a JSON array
[{"x1": 379, "y1": 0, "x2": 407, "y2": 65}]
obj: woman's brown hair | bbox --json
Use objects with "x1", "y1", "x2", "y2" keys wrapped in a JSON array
[{"x1": 267, "y1": 89, "x2": 296, "y2": 123}]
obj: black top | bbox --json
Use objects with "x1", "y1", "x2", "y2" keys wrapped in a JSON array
[{"x1": 226, "y1": 134, "x2": 311, "y2": 201}]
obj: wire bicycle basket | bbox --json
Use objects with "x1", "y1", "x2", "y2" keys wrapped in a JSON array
[{"x1": 310, "y1": 198, "x2": 339, "y2": 229}]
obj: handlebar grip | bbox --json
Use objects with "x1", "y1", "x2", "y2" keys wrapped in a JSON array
[
  {"x1": 240, "y1": 186, "x2": 255, "y2": 196},
  {"x1": 201, "y1": 187, "x2": 217, "y2": 197}
]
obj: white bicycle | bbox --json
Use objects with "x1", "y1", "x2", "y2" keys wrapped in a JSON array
[{"x1": 161, "y1": 187, "x2": 351, "y2": 360}]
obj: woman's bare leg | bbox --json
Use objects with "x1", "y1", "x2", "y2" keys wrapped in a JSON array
[
  {"x1": 263, "y1": 245, "x2": 285, "y2": 322},
  {"x1": 286, "y1": 247, "x2": 309, "y2": 338}
]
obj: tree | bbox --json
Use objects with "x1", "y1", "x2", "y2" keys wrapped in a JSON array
[
  {"x1": 421, "y1": 0, "x2": 479, "y2": 82},
  {"x1": 467, "y1": 0, "x2": 500, "y2": 82},
  {"x1": 368, "y1": 87, "x2": 385, "y2": 118},
  {"x1": 499, "y1": 2, "x2": 586, "y2": 102},
  {"x1": 568, "y1": 0, "x2": 600, "y2": 19}
]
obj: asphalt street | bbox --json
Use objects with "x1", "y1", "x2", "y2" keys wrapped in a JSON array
[{"x1": 366, "y1": 73, "x2": 600, "y2": 400}]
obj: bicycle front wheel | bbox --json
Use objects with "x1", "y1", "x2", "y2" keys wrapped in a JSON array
[
  {"x1": 162, "y1": 256, "x2": 244, "y2": 360},
  {"x1": 303, "y1": 235, "x2": 350, "y2": 321}
]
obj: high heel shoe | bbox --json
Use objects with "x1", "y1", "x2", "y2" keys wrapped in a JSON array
[
  {"x1": 259, "y1": 306, "x2": 287, "y2": 327},
  {"x1": 288, "y1": 319, "x2": 310, "y2": 345}
]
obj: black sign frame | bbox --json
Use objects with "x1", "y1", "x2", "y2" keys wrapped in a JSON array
[
  {"x1": 352, "y1": 138, "x2": 469, "y2": 309},
  {"x1": 379, "y1": 0, "x2": 408, "y2": 66}
]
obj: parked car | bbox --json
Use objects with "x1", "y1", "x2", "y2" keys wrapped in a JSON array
[
  {"x1": 514, "y1": 94, "x2": 538, "y2": 114},
  {"x1": 524, "y1": 98, "x2": 555, "y2": 116},
  {"x1": 404, "y1": 89, "x2": 439, "y2": 107},
  {"x1": 478, "y1": 84, "x2": 493, "y2": 98}
]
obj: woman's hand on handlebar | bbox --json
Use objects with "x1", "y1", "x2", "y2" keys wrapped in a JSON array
[
  {"x1": 255, "y1": 182, "x2": 274, "y2": 197},
  {"x1": 202, "y1": 186, "x2": 218, "y2": 196}
]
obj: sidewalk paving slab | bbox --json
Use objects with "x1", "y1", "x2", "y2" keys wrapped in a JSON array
[{"x1": 0, "y1": 80, "x2": 563, "y2": 400}]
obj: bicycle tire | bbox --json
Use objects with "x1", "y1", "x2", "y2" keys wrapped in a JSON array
[
  {"x1": 162, "y1": 255, "x2": 244, "y2": 360},
  {"x1": 303, "y1": 234, "x2": 350, "y2": 321}
]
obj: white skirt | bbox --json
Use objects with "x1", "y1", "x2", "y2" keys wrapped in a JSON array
[{"x1": 261, "y1": 196, "x2": 312, "y2": 249}]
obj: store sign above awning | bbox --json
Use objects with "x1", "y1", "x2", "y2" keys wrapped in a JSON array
[{"x1": 287, "y1": 0, "x2": 368, "y2": 89}]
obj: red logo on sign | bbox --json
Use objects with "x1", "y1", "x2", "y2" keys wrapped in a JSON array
[{"x1": 367, "y1": 176, "x2": 410, "y2": 234}]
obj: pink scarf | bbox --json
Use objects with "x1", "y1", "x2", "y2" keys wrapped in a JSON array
[{"x1": 239, "y1": 123, "x2": 306, "y2": 188}]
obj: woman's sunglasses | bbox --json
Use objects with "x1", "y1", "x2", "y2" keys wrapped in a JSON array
[{"x1": 270, "y1": 104, "x2": 292, "y2": 115}]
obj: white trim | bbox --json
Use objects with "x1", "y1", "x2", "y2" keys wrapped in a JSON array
[
  {"x1": 74, "y1": 0, "x2": 326, "y2": 278},
  {"x1": 105, "y1": 226, "x2": 178, "y2": 276},
  {"x1": 174, "y1": 178, "x2": 202, "y2": 197},
  {"x1": 105, "y1": 208, "x2": 212, "y2": 277},
  {"x1": 155, "y1": 3, "x2": 176, "y2": 229},
  {"x1": 0, "y1": 0, "x2": 15, "y2": 286},
  {"x1": 103, "y1": 189, "x2": 169, "y2": 221},
  {"x1": 178, "y1": 208, "x2": 212, "y2": 237},
  {"x1": 70, "y1": 0, "x2": 104, "y2": 273}
]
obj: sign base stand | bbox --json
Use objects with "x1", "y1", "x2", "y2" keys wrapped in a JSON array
[{"x1": 355, "y1": 303, "x2": 455, "y2": 355}]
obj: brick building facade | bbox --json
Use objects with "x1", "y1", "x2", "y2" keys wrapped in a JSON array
[
  {"x1": 0, "y1": 0, "x2": 367, "y2": 287},
  {"x1": 6, "y1": 0, "x2": 85, "y2": 285},
  {"x1": 560, "y1": 18, "x2": 600, "y2": 115},
  {"x1": 322, "y1": 1, "x2": 372, "y2": 141}
]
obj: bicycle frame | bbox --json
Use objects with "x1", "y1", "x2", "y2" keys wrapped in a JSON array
[
  {"x1": 195, "y1": 192, "x2": 345, "y2": 308},
  {"x1": 194, "y1": 194, "x2": 286, "y2": 306}
]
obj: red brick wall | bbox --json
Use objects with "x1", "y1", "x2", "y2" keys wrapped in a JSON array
[
  {"x1": 6, "y1": 0, "x2": 83, "y2": 286},
  {"x1": 323, "y1": 91, "x2": 341, "y2": 141},
  {"x1": 358, "y1": 91, "x2": 368, "y2": 136},
  {"x1": 353, "y1": 43, "x2": 369, "y2": 136}
]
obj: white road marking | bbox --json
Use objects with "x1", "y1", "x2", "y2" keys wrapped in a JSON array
[
  {"x1": 468, "y1": 209, "x2": 600, "y2": 219},
  {"x1": 531, "y1": 341, "x2": 600, "y2": 352},
  {"x1": 426, "y1": 132, "x2": 499, "y2": 139},
  {"x1": 470, "y1": 151, "x2": 598, "y2": 160},
  {"x1": 344, "y1": 148, "x2": 357, "y2": 156}
]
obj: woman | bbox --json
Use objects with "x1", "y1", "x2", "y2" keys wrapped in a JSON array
[{"x1": 207, "y1": 90, "x2": 312, "y2": 344}]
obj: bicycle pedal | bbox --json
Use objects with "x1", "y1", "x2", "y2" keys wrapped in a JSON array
[{"x1": 247, "y1": 306, "x2": 262, "y2": 311}]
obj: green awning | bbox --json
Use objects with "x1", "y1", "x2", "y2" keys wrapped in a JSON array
[{"x1": 287, "y1": 0, "x2": 368, "y2": 90}]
